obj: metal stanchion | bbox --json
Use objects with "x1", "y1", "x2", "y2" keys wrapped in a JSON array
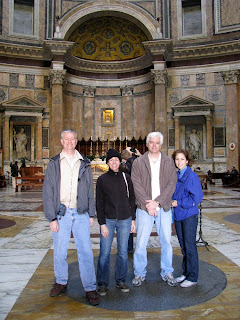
[{"x1": 196, "y1": 202, "x2": 210, "y2": 251}]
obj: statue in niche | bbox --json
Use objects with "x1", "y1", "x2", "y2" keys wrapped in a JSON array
[
  {"x1": 188, "y1": 129, "x2": 201, "y2": 159},
  {"x1": 14, "y1": 128, "x2": 27, "y2": 159}
]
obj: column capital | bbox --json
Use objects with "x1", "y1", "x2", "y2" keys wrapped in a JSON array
[
  {"x1": 83, "y1": 86, "x2": 96, "y2": 97},
  {"x1": 221, "y1": 70, "x2": 240, "y2": 84},
  {"x1": 121, "y1": 86, "x2": 133, "y2": 96},
  {"x1": 151, "y1": 69, "x2": 168, "y2": 85},
  {"x1": 49, "y1": 69, "x2": 67, "y2": 85}
]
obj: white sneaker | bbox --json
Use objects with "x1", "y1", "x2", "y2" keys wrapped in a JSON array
[
  {"x1": 132, "y1": 275, "x2": 145, "y2": 286},
  {"x1": 162, "y1": 273, "x2": 178, "y2": 287},
  {"x1": 176, "y1": 275, "x2": 186, "y2": 283},
  {"x1": 180, "y1": 280, "x2": 197, "y2": 288}
]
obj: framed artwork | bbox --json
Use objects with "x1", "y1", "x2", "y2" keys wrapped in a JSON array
[{"x1": 101, "y1": 108, "x2": 115, "y2": 126}]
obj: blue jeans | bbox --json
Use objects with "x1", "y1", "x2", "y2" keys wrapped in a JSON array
[
  {"x1": 134, "y1": 208, "x2": 173, "y2": 278},
  {"x1": 97, "y1": 217, "x2": 132, "y2": 287},
  {"x1": 174, "y1": 214, "x2": 199, "y2": 282},
  {"x1": 52, "y1": 208, "x2": 96, "y2": 292}
]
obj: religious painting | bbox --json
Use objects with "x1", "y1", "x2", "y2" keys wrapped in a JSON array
[{"x1": 102, "y1": 108, "x2": 115, "y2": 127}]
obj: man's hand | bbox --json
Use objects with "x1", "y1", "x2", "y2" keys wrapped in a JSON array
[
  {"x1": 146, "y1": 200, "x2": 158, "y2": 217},
  {"x1": 130, "y1": 220, "x2": 136, "y2": 233},
  {"x1": 50, "y1": 220, "x2": 59, "y2": 232},
  {"x1": 90, "y1": 217, "x2": 94, "y2": 227},
  {"x1": 100, "y1": 224, "x2": 109, "y2": 238},
  {"x1": 172, "y1": 200, "x2": 178, "y2": 207}
]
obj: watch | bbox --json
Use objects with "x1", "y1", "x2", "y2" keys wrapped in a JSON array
[{"x1": 156, "y1": 201, "x2": 160, "y2": 206}]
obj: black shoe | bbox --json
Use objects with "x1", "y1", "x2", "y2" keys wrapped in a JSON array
[
  {"x1": 50, "y1": 283, "x2": 67, "y2": 297},
  {"x1": 98, "y1": 286, "x2": 107, "y2": 296},
  {"x1": 116, "y1": 283, "x2": 130, "y2": 292},
  {"x1": 86, "y1": 290, "x2": 100, "y2": 306}
]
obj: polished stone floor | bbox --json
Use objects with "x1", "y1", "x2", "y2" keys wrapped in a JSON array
[{"x1": 0, "y1": 183, "x2": 240, "y2": 319}]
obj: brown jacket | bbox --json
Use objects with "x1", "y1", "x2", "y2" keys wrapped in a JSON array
[{"x1": 131, "y1": 151, "x2": 177, "y2": 212}]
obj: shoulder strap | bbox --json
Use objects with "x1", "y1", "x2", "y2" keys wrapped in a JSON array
[{"x1": 122, "y1": 172, "x2": 129, "y2": 198}]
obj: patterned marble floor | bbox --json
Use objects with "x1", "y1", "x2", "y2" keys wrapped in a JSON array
[{"x1": 0, "y1": 183, "x2": 240, "y2": 319}]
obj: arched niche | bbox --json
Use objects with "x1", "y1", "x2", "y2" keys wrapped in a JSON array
[{"x1": 171, "y1": 95, "x2": 214, "y2": 161}]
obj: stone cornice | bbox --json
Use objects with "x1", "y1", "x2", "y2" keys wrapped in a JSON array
[
  {"x1": 171, "y1": 39, "x2": 240, "y2": 61},
  {"x1": 0, "y1": 41, "x2": 48, "y2": 60},
  {"x1": 64, "y1": 50, "x2": 153, "y2": 74},
  {"x1": 43, "y1": 40, "x2": 74, "y2": 57},
  {"x1": 143, "y1": 40, "x2": 172, "y2": 59}
]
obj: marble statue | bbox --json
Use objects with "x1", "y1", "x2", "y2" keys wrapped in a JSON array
[
  {"x1": 14, "y1": 128, "x2": 27, "y2": 159},
  {"x1": 188, "y1": 129, "x2": 201, "y2": 158}
]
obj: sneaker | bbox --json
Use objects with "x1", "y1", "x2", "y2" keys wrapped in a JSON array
[
  {"x1": 98, "y1": 286, "x2": 107, "y2": 296},
  {"x1": 116, "y1": 283, "x2": 130, "y2": 292},
  {"x1": 132, "y1": 275, "x2": 145, "y2": 287},
  {"x1": 176, "y1": 275, "x2": 186, "y2": 283},
  {"x1": 86, "y1": 290, "x2": 100, "y2": 306},
  {"x1": 50, "y1": 283, "x2": 67, "y2": 297},
  {"x1": 162, "y1": 273, "x2": 178, "y2": 287},
  {"x1": 180, "y1": 280, "x2": 197, "y2": 288}
]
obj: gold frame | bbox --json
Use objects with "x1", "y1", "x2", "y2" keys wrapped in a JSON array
[{"x1": 102, "y1": 109, "x2": 114, "y2": 124}]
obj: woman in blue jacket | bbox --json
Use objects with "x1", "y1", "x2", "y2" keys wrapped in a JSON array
[{"x1": 172, "y1": 149, "x2": 203, "y2": 288}]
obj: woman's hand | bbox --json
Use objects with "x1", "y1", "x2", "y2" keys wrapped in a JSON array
[
  {"x1": 100, "y1": 224, "x2": 109, "y2": 238},
  {"x1": 172, "y1": 200, "x2": 178, "y2": 207}
]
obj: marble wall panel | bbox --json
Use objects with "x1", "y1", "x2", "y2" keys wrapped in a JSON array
[
  {"x1": 206, "y1": 73, "x2": 215, "y2": 86},
  {"x1": 96, "y1": 88, "x2": 120, "y2": 96},
  {"x1": 171, "y1": 75, "x2": 181, "y2": 88},
  {"x1": 167, "y1": 89, "x2": 181, "y2": 107},
  {"x1": 9, "y1": 89, "x2": 34, "y2": 99},
  {"x1": 214, "y1": 117, "x2": 225, "y2": 126},
  {"x1": 34, "y1": 75, "x2": 44, "y2": 88},
  {"x1": 36, "y1": 90, "x2": 49, "y2": 105},
  {"x1": 42, "y1": 149, "x2": 49, "y2": 159},
  {"x1": 83, "y1": 96, "x2": 94, "y2": 139},
  {"x1": 19, "y1": 75, "x2": 25, "y2": 87},
  {"x1": 0, "y1": 87, "x2": 7, "y2": 101},
  {"x1": 182, "y1": 88, "x2": 205, "y2": 99},
  {"x1": 42, "y1": 119, "x2": 49, "y2": 127},
  {"x1": 214, "y1": 148, "x2": 225, "y2": 157},
  {"x1": 134, "y1": 82, "x2": 152, "y2": 94},
  {"x1": 207, "y1": 86, "x2": 225, "y2": 105},
  {"x1": 95, "y1": 99, "x2": 121, "y2": 140},
  {"x1": 64, "y1": 94, "x2": 83, "y2": 139},
  {"x1": 221, "y1": 0, "x2": 240, "y2": 26},
  {"x1": 66, "y1": 83, "x2": 83, "y2": 95},
  {"x1": 134, "y1": 94, "x2": 153, "y2": 139},
  {"x1": 0, "y1": 72, "x2": 9, "y2": 86}
]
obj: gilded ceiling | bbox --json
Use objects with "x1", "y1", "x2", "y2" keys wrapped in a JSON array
[{"x1": 68, "y1": 17, "x2": 148, "y2": 61}]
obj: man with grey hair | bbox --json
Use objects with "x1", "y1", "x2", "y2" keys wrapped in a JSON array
[
  {"x1": 43, "y1": 129, "x2": 100, "y2": 306},
  {"x1": 131, "y1": 132, "x2": 178, "y2": 287}
]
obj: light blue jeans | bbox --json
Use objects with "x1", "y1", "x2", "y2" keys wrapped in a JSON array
[
  {"x1": 134, "y1": 208, "x2": 174, "y2": 278},
  {"x1": 97, "y1": 217, "x2": 132, "y2": 287},
  {"x1": 52, "y1": 208, "x2": 96, "y2": 292}
]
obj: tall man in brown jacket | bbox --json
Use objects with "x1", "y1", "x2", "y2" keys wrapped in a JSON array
[{"x1": 131, "y1": 132, "x2": 178, "y2": 287}]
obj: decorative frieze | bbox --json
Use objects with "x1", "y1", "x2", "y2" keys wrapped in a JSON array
[
  {"x1": 196, "y1": 73, "x2": 205, "y2": 86},
  {"x1": 221, "y1": 70, "x2": 240, "y2": 84},
  {"x1": 48, "y1": 69, "x2": 66, "y2": 85},
  {"x1": 26, "y1": 75, "x2": 35, "y2": 88},
  {"x1": 180, "y1": 74, "x2": 190, "y2": 87}
]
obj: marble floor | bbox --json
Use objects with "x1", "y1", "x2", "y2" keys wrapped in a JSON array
[{"x1": 0, "y1": 183, "x2": 240, "y2": 319}]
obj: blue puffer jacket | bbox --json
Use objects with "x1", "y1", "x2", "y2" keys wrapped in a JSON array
[{"x1": 172, "y1": 166, "x2": 203, "y2": 221}]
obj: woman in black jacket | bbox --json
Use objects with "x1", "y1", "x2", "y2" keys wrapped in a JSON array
[{"x1": 96, "y1": 149, "x2": 136, "y2": 296}]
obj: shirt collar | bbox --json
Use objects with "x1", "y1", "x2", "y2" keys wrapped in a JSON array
[{"x1": 60, "y1": 150, "x2": 83, "y2": 161}]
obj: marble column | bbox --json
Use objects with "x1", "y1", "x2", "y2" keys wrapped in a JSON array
[
  {"x1": 36, "y1": 117, "x2": 43, "y2": 162},
  {"x1": 174, "y1": 116, "x2": 180, "y2": 150},
  {"x1": 206, "y1": 115, "x2": 213, "y2": 159},
  {"x1": 121, "y1": 86, "x2": 133, "y2": 139},
  {"x1": 151, "y1": 70, "x2": 168, "y2": 152},
  {"x1": 3, "y1": 115, "x2": 10, "y2": 161},
  {"x1": 48, "y1": 69, "x2": 66, "y2": 157},
  {"x1": 221, "y1": 70, "x2": 240, "y2": 170}
]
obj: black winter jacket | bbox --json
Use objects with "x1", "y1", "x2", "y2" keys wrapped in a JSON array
[{"x1": 96, "y1": 168, "x2": 136, "y2": 225}]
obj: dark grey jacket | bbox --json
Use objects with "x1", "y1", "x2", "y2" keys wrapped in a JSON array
[{"x1": 43, "y1": 153, "x2": 95, "y2": 222}]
